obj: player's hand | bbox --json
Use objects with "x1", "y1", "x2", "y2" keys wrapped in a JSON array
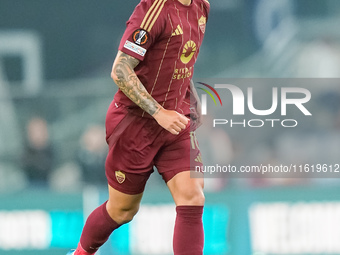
[{"x1": 153, "y1": 108, "x2": 189, "y2": 135}]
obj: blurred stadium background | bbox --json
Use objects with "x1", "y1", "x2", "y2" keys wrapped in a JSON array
[{"x1": 1, "y1": 0, "x2": 340, "y2": 254}]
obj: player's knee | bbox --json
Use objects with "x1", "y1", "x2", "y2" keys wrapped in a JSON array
[
  {"x1": 107, "y1": 202, "x2": 140, "y2": 225},
  {"x1": 189, "y1": 190, "x2": 205, "y2": 205},
  {"x1": 117, "y1": 207, "x2": 139, "y2": 224},
  {"x1": 179, "y1": 187, "x2": 205, "y2": 206}
]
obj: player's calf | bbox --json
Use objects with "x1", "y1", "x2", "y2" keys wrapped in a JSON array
[
  {"x1": 167, "y1": 171, "x2": 205, "y2": 254},
  {"x1": 174, "y1": 205, "x2": 204, "y2": 255},
  {"x1": 75, "y1": 201, "x2": 121, "y2": 255}
]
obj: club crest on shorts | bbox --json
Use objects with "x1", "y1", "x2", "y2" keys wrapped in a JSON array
[
  {"x1": 115, "y1": 170, "x2": 126, "y2": 184},
  {"x1": 198, "y1": 16, "x2": 206, "y2": 34}
]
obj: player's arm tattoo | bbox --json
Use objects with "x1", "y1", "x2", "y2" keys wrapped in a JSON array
[{"x1": 111, "y1": 51, "x2": 162, "y2": 116}]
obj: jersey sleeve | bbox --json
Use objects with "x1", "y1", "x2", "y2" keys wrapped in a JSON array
[
  {"x1": 201, "y1": 0, "x2": 210, "y2": 20},
  {"x1": 118, "y1": 0, "x2": 166, "y2": 61}
]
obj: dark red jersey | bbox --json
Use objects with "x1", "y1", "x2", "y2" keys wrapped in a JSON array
[{"x1": 114, "y1": 0, "x2": 210, "y2": 116}]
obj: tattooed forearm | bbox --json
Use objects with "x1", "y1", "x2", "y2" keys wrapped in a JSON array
[{"x1": 111, "y1": 51, "x2": 162, "y2": 116}]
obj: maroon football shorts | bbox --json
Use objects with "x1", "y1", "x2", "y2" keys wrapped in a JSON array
[{"x1": 104, "y1": 101, "x2": 203, "y2": 195}]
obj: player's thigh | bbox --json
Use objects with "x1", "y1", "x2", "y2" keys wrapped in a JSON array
[
  {"x1": 156, "y1": 128, "x2": 204, "y2": 206},
  {"x1": 167, "y1": 171, "x2": 205, "y2": 206},
  {"x1": 106, "y1": 184, "x2": 143, "y2": 224}
]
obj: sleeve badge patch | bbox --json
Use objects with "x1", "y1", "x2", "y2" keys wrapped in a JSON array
[
  {"x1": 123, "y1": 40, "x2": 147, "y2": 57},
  {"x1": 132, "y1": 29, "x2": 149, "y2": 46}
]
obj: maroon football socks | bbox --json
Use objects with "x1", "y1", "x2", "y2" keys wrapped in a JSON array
[
  {"x1": 75, "y1": 203, "x2": 204, "y2": 255},
  {"x1": 173, "y1": 205, "x2": 204, "y2": 255},
  {"x1": 75, "y1": 201, "x2": 120, "y2": 255}
]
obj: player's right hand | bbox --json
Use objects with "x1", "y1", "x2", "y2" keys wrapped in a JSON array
[{"x1": 153, "y1": 108, "x2": 189, "y2": 135}]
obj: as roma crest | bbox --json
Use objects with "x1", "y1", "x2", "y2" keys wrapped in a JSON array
[
  {"x1": 198, "y1": 16, "x2": 206, "y2": 34},
  {"x1": 115, "y1": 170, "x2": 126, "y2": 184}
]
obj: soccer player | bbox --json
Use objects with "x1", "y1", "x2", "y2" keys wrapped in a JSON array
[{"x1": 67, "y1": 0, "x2": 209, "y2": 254}]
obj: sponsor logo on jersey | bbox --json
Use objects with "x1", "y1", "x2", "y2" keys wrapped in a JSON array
[
  {"x1": 115, "y1": 171, "x2": 126, "y2": 184},
  {"x1": 132, "y1": 29, "x2": 149, "y2": 45},
  {"x1": 180, "y1": 40, "x2": 196, "y2": 64},
  {"x1": 171, "y1": 25, "x2": 183, "y2": 36},
  {"x1": 198, "y1": 16, "x2": 207, "y2": 34},
  {"x1": 123, "y1": 40, "x2": 147, "y2": 57},
  {"x1": 173, "y1": 66, "x2": 193, "y2": 79}
]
